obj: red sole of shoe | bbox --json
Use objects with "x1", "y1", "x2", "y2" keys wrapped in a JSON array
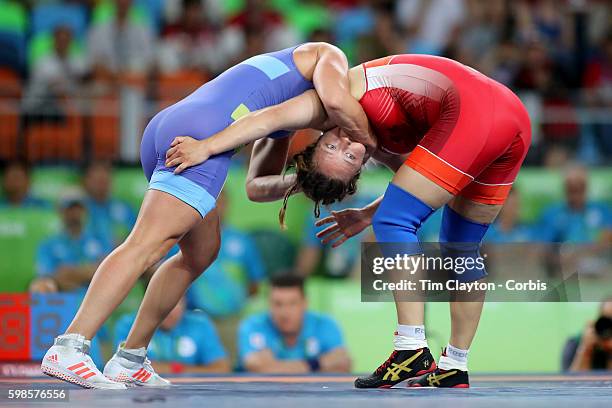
[{"x1": 41, "y1": 364, "x2": 93, "y2": 389}]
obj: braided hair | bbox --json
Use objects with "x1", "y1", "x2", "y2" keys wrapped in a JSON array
[{"x1": 279, "y1": 141, "x2": 361, "y2": 228}]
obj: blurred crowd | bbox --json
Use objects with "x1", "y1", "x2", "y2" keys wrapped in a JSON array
[
  {"x1": 1, "y1": 156, "x2": 610, "y2": 372},
  {"x1": 0, "y1": 159, "x2": 355, "y2": 373},
  {"x1": 0, "y1": 0, "x2": 611, "y2": 165}
]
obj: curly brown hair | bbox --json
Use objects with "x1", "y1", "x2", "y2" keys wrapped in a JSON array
[{"x1": 279, "y1": 141, "x2": 361, "y2": 228}]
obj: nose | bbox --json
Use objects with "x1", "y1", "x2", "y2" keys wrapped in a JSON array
[{"x1": 337, "y1": 131, "x2": 352, "y2": 147}]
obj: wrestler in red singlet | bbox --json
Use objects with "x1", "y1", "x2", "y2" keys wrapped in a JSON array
[{"x1": 358, "y1": 55, "x2": 531, "y2": 205}]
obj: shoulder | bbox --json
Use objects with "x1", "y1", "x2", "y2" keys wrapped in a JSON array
[
  {"x1": 541, "y1": 203, "x2": 565, "y2": 217},
  {"x1": 223, "y1": 226, "x2": 246, "y2": 241},
  {"x1": 223, "y1": 227, "x2": 254, "y2": 251},
  {"x1": 587, "y1": 202, "x2": 611, "y2": 213},
  {"x1": 306, "y1": 311, "x2": 339, "y2": 329},
  {"x1": 82, "y1": 232, "x2": 109, "y2": 253},
  {"x1": 240, "y1": 313, "x2": 270, "y2": 332},
  {"x1": 585, "y1": 202, "x2": 611, "y2": 224},
  {"x1": 110, "y1": 200, "x2": 135, "y2": 218},
  {"x1": 39, "y1": 234, "x2": 63, "y2": 250},
  {"x1": 183, "y1": 311, "x2": 215, "y2": 327},
  {"x1": 293, "y1": 42, "x2": 345, "y2": 81}
]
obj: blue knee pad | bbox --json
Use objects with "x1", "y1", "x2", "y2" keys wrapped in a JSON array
[
  {"x1": 372, "y1": 183, "x2": 434, "y2": 255},
  {"x1": 439, "y1": 205, "x2": 490, "y2": 282}
]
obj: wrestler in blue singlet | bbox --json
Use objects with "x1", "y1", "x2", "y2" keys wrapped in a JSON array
[{"x1": 140, "y1": 45, "x2": 313, "y2": 217}]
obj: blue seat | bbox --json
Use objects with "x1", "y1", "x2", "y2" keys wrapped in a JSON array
[
  {"x1": 30, "y1": 4, "x2": 88, "y2": 38},
  {"x1": 0, "y1": 30, "x2": 26, "y2": 73},
  {"x1": 135, "y1": 0, "x2": 163, "y2": 32}
]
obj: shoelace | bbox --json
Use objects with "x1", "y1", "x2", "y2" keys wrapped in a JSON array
[{"x1": 375, "y1": 351, "x2": 398, "y2": 374}]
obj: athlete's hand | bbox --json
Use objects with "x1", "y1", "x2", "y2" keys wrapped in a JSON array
[
  {"x1": 315, "y1": 207, "x2": 372, "y2": 248},
  {"x1": 165, "y1": 136, "x2": 211, "y2": 174}
]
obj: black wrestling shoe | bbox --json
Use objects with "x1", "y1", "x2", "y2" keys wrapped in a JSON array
[
  {"x1": 354, "y1": 348, "x2": 436, "y2": 389},
  {"x1": 406, "y1": 368, "x2": 470, "y2": 388}
]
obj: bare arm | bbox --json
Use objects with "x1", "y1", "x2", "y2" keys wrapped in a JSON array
[
  {"x1": 296, "y1": 246, "x2": 322, "y2": 277},
  {"x1": 319, "y1": 347, "x2": 352, "y2": 373},
  {"x1": 245, "y1": 136, "x2": 296, "y2": 202},
  {"x1": 569, "y1": 325, "x2": 597, "y2": 372},
  {"x1": 165, "y1": 90, "x2": 328, "y2": 173},
  {"x1": 569, "y1": 342, "x2": 595, "y2": 372},
  {"x1": 244, "y1": 349, "x2": 310, "y2": 373},
  {"x1": 54, "y1": 264, "x2": 98, "y2": 291},
  {"x1": 371, "y1": 149, "x2": 410, "y2": 173},
  {"x1": 312, "y1": 43, "x2": 376, "y2": 151}
]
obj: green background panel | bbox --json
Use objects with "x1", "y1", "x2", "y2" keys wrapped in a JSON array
[
  {"x1": 26, "y1": 166, "x2": 612, "y2": 227},
  {"x1": 244, "y1": 279, "x2": 600, "y2": 373},
  {"x1": 0, "y1": 1, "x2": 28, "y2": 33},
  {"x1": 0, "y1": 209, "x2": 60, "y2": 292},
  {"x1": 3, "y1": 166, "x2": 611, "y2": 372}
]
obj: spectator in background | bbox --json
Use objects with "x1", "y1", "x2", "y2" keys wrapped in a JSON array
[
  {"x1": 228, "y1": 0, "x2": 300, "y2": 56},
  {"x1": 186, "y1": 191, "x2": 265, "y2": 361},
  {"x1": 354, "y1": 2, "x2": 403, "y2": 64},
  {"x1": 395, "y1": 0, "x2": 466, "y2": 55},
  {"x1": 0, "y1": 161, "x2": 49, "y2": 209},
  {"x1": 114, "y1": 297, "x2": 230, "y2": 374},
  {"x1": 158, "y1": 0, "x2": 242, "y2": 75},
  {"x1": 537, "y1": 163, "x2": 612, "y2": 243},
  {"x1": 87, "y1": 0, "x2": 154, "y2": 82},
  {"x1": 23, "y1": 25, "x2": 87, "y2": 124},
  {"x1": 30, "y1": 192, "x2": 111, "y2": 294},
  {"x1": 563, "y1": 298, "x2": 612, "y2": 371},
  {"x1": 513, "y1": 41, "x2": 579, "y2": 167},
  {"x1": 447, "y1": 0, "x2": 508, "y2": 71},
  {"x1": 514, "y1": 0, "x2": 569, "y2": 56},
  {"x1": 582, "y1": 32, "x2": 612, "y2": 163},
  {"x1": 82, "y1": 161, "x2": 136, "y2": 248},
  {"x1": 486, "y1": 188, "x2": 534, "y2": 243},
  {"x1": 238, "y1": 276, "x2": 351, "y2": 373}
]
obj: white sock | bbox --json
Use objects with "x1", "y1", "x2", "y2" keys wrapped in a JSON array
[
  {"x1": 56, "y1": 333, "x2": 91, "y2": 349},
  {"x1": 438, "y1": 344, "x2": 469, "y2": 371},
  {"x1": 394, "y1": 324, "x2": 428, "y2": 350},
  {"x1": 118, "y1": 343, "x2": 147, "y2": 357}
]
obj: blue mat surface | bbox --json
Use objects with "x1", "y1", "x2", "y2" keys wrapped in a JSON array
[{"x1": 1, "y1": 374, "x2": 611, "y2": 408}]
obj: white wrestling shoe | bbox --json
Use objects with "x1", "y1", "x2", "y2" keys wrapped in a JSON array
[
  {"x1": 41, "y1": 334, "x2": 127, "y2": 389},
  {"x1": 103, "y1": 344, "x2": 171, "y2": 387}
]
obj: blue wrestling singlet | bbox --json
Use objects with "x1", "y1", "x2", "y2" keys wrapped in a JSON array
[{"x1": 140, "y1": 45, "x2": 313, "y2": 217}]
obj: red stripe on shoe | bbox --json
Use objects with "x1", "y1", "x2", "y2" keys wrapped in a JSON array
[
  {"x1": 67, "y1": 362, "x2": 85, "y2": 371},
  {"x1": 135, "y1": 370, "x2": 148, "y2": 381},
  {"x1": 132, "y1": 369, "x2": 144, "y2": 379},
  {"x1": 82, "y1": 372, "x2": 96, "y2": 380},
  {"x1": 141, "y1": 372, "x2": 151, "y2": 382},
  {"x1": 74, "y1": 367, "x2": 90, "y2": 375}
]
